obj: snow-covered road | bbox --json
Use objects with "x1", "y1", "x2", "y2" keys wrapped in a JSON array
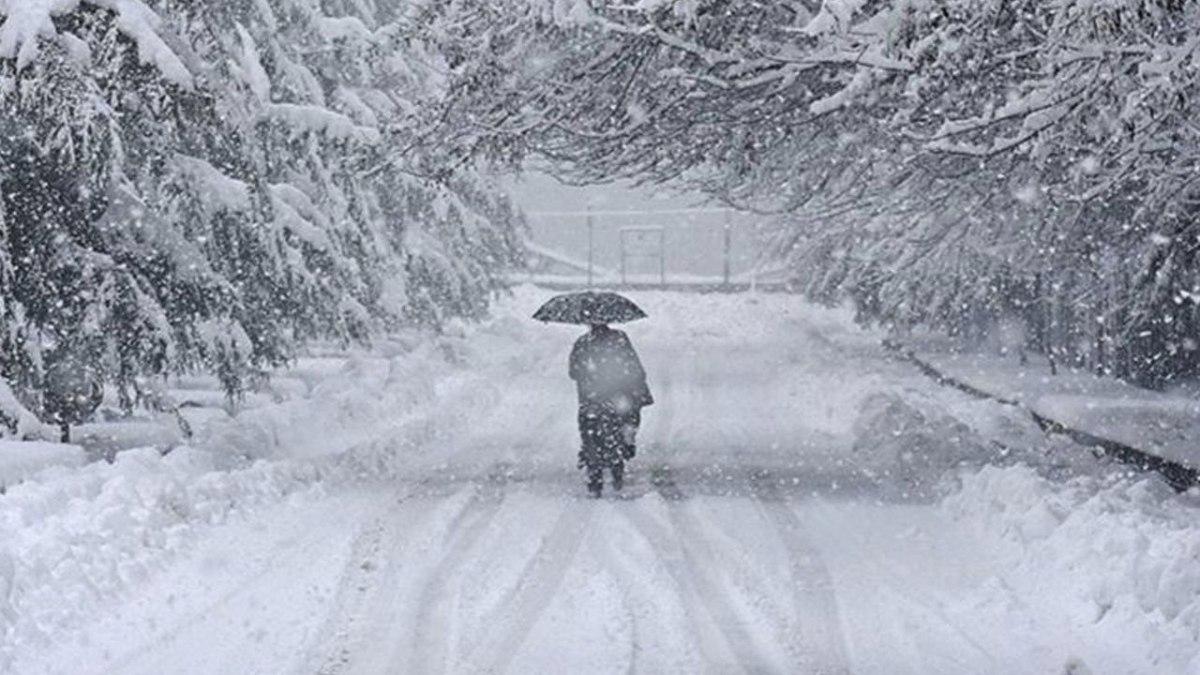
[{"x1": 9, "y1": 289, "x2": 1199, "y2": 674}]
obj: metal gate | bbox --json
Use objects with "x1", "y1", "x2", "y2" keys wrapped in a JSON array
[{"x1": 619, "y1": 226, "x2": 665, "y2": 286}]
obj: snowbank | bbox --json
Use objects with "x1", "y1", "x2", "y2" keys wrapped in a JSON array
[
  {"x1": 5, "y1": 286, "x2": 1198, "y2": 672},
  {"x1": 0, "y1": 441, "x2": 85, "y2": 489},
  {"x1": 913, "y1": 349, "x2": 1200, "y2": 471},
  {"x1": 942, "y1": 465, "x2": 1200, "y2": 674},
  {"x1": 0, "y1": 447, "x2": 329, "y2": 662},
  {"x1": 0, "y1": 303, "x2": 543, "y2": 668},
  {"x1": 851, "y1": 392, "x2": 993, "y2": 495}
]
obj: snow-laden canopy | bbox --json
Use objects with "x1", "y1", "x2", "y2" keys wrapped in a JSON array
[
  {"x1": 0, "y1": 0, "x2": 524, "y2": 428},
  {"x1": 424, "y1": 0, "x2": 1200, "y2": 386}
]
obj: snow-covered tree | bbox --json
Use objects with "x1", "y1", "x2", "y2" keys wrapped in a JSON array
[
  {"x1": 0, "y1": 0, "x2": 523, "y2": 432},
  {"x1": 429, "y1": 0, "x2": 1200, "y2": 385}
]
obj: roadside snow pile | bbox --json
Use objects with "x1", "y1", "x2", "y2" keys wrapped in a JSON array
[
  {"x1": 851, "y1": 392, "x2": 994, "y2": 496},
  {"x1": 910, "y1": 348, "x2": 1200, "y2": 470},
  {"x1": 943, "y1": 465, "x2": 1200, "y2": 674},
  {"x1": 0, "y1": 446, "x2": 331, "y2": 668},
  {"x1": 195, "y1": 347, "x2": 439, "y2": 464},
  {"x1": 0, "y1": 441, "x2": 85, "y2": 490},
  {"x1": 193, "y1": 319, "x2": 542, "y2": 470},
  {"x1": 0, "y1": 309, "x2": 541, "y2": 669},
  {"x1": 0, "y1": 372, "x2": 427, "y2": 668}
]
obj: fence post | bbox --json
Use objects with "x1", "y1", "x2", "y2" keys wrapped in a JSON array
[
  {"x1": 723, "y1": 210, "x2": 731, "y2": 288},
  {"x1": 586, "y1": 205, "x2": 594, "y2": 288},
  {"x1": 659, "y1": 228, "x2": 666, "y2": 287}
]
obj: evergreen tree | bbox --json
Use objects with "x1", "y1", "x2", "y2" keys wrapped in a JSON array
[{"x1": 0, "y1": 0, "x2": 524, "y2": 435}]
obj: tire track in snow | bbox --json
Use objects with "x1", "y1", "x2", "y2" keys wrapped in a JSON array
[
  {"x1": 589, "y1": 511, "x2": 648, "y2": 675},
  {"x1": 622, "y1": 466, "x2": 780, "y2": 674},
  {"x1": 304, "y1": 479, "x2": 457, "y2": 675},
  {"x1": 681, "y1": 320, "x2": 851, "y2": 672},
  {"x1": 407, "y1": 466, "x2": 511, "y2": 674},
  {"x1": 466, "y1": 498, "x2": 593, "y2": 673},
  {"x1": 633, "y1": 352, "x2": 774, "y2": 671},
  {"x1": 306, "y1": 342, "x2": 567, "y2": 673},
  {"x1": 101, "y1": 496, "x2": 380, "y2": 675},
  {"x1": 634, "y1": 345, "x2": 791, "y2": 672},
  {"x1": 338, "y1": 341, "x2": 570, "y2": 674},
  {"x1": 308, "y1": 517, "x2": 388, "y2": 675},
  {"x1": 747, "y1": 469, "x2": 852, "y2": 674}
]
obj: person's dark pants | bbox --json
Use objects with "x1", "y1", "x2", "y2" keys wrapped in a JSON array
[{"x1": 578, "y1": 403, "x2": 635, "y2": 495}]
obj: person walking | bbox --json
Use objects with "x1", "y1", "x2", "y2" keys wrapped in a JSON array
[
  {"x1": 533, "y1": 291, "x2": 653, "y2": 497},
  {"x1": 569, "y1": 322, "x2": 653, "y2": 497}
]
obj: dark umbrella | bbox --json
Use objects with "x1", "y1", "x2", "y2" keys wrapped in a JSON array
[{"x1": 533, "y1": 291, "x2": 647, "y2": 325}]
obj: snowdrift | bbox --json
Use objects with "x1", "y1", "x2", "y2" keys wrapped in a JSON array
[{"x1": 0, "y1": 287, "x2": 1197, "y2": 672}]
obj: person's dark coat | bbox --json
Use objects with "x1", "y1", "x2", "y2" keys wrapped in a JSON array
[{"x1": 568, "y1": 325, "x2": 653, "y2": 414}]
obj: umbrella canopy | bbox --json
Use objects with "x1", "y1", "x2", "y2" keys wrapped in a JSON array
[{"x1": 533, "y1": 291, "x2": 647, "y2": 325}]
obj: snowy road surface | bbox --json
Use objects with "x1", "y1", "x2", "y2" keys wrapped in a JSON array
[{"x1": 8, "y1": 290, "x2": 1199, "y2": 674}]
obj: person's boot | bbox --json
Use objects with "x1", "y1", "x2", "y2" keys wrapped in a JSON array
[
  {"x1": 586, "y1": 466, "x2": 604, "y2": 498},
  {"x1": 611, "y1": 462, "x2": 625, "y2": 492}
]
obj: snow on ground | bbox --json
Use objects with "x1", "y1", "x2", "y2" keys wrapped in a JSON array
[
  {"x1": 909, "y1": 346, "x2": 1200, "y2": 470},
  {"x1": 3, "y1": 286, "x2": 1199, "y2": 674},
  {"x1": 0, "y1": 441, "x2": 85, "y2": 490}
]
